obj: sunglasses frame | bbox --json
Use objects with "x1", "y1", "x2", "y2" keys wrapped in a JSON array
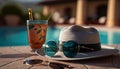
[
  {"x1": 45, "y1": 41, "x2": 95, "y2": 58},
  {"x1": 23, "y1": 59, "x2": 73, "y2": 68}
]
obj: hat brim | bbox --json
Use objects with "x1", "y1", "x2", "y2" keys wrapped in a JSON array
[{"x1": 36, "y1": 45, "x2": 119, "y2": 61}]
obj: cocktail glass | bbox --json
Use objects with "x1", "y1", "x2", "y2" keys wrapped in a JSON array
[{"x1": 27, "y1": 20, "x2": 48, "y2": 51}]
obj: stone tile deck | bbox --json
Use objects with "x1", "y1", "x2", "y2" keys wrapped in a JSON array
[{"x1": 0, "y1": 45, "x2": 120, "y2": 69}]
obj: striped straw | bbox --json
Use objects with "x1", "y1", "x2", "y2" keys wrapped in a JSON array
[{"x1": 28, "y1": 8, "x2": 33, "y2": 20}]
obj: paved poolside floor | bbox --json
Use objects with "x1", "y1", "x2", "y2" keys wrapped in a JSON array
[{"x1": 0, "y1": 45, "x2": 120, "y2": 69}]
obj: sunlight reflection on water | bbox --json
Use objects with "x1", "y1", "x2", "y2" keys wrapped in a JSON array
[{"x1": 0, "y1": 27, "x2": 120, "y2": 46}]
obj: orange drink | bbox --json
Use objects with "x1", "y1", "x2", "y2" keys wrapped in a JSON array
[{"x1": 27, "y1": 20, "x2": 48, "y2": 50}]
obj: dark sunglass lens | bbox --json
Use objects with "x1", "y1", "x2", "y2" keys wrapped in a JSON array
[
  {"x1": 63, "y1": 41, "x2": 78, "y2": 58},
  {"x1": 23, "y1": 59, "x2": 43, "y2": 65},
  {"x1": 45, "y1": 41, "x2": 58, "y2": 57},
  {"x1": 49, "y1": 62, "x2": 69, "y2": 69}
]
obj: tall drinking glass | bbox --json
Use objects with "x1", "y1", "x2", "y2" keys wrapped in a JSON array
[{"x1": 27, "y1": 20, "x2": 48, "y2": 51}]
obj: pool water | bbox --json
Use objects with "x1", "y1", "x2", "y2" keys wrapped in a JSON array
[
  {"x1": 99, "y1": 30, "x2": 120, "y2": 44},
  {"x1": 0, "y1": 27, "x2": 120, "y2": 47}
]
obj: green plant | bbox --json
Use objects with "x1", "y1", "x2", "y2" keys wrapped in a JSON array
[
  {"x1": 0, "y1": 3, "x2": 32, "y2": 25},
  {"x1": 39, "y1": 10, "x2": 49, "y2": 20},
  {"x1": 1, "y1": 3, "x2": 23, "y2": 17}
]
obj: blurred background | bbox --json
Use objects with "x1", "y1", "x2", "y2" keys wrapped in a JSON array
[{"x1": 0, "y1": 0, "x2": 120, "y2": 46}]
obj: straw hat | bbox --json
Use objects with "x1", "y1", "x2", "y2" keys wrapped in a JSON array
[
  {"x1": 59, "y1": 25, "x2": 100, "y2": 44},
  {"x1": 36, "y1": 25, "x2": 119, "y2": 60}
]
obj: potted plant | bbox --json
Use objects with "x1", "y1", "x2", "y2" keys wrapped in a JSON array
[{"x1": 1, "y1": 4, "x2": 23, "y2": 26}]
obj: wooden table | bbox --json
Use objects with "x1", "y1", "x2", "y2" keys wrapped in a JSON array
[{"x1": 0, "y1": 45, "x2": 120, "y2": 69}]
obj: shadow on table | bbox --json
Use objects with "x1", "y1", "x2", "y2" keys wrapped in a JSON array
[
  {"x1": 0, "y1": 53, "x2": 37, "y2": 58},
  {"x1": 62, "y1": 55, "x2": 120, "y2": 68}
]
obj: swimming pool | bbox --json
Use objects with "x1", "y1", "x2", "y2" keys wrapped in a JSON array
[{"x1": 0, "y1": 26, "x2": 120, "y2": 47}]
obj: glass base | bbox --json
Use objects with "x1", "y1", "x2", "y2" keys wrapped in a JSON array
[{"x1": 31, "y1": 49, "x2": 39, "y2": 52}]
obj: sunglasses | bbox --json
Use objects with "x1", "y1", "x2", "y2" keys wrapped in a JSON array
[
  {"x1": 23, "y1": 59, "x2": 73, "y2": 69},
  {"x1": 44, "y1": 41, "x2": 95, "y2": 58}
]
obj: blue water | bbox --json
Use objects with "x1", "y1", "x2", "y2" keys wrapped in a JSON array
[{"x1": 0, "y1": 27, "x2": 120, "y2": 47}]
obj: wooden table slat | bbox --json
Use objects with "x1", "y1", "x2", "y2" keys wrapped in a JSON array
[{"x1": 0, "y1": 45, "x2": 120, "y2": 69}]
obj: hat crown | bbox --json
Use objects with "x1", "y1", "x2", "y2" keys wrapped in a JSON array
[{"x1": 59, "y1": 25, "x2": 100, "y2": 44}]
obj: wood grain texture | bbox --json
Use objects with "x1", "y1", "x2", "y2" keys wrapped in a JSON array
[
  {"x1": 112, "y1": 45, "x2": 120, "y2": 68},
  {"x1": 0, "y1": 45, "x2": 119, "y2": 69}
]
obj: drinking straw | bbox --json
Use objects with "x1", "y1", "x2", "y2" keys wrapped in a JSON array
[{"x1": 28, "y1": 8, "x2": 33, "y2": 20}]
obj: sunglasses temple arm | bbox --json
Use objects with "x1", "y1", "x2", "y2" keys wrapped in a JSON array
[
  {"x1": 78, "y1": 45, "x2": 94, "y2": 51},
  {"x1": 82, "y1": 46, "x2": 94, "y2": 50}
]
